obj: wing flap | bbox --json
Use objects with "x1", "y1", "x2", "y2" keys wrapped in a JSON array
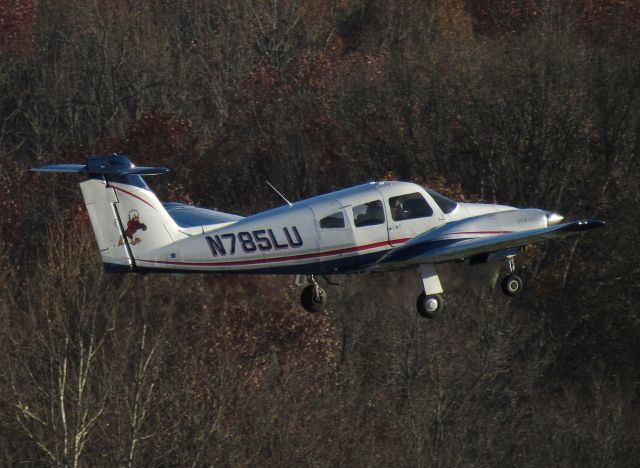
[{"x1": 381, "y1": 220, "x2": 605, "y2": 265}]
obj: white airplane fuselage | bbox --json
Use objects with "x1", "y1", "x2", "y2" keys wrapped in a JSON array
[{"x1": 109, "y1": 180, "x2": 521, "y2": 275}]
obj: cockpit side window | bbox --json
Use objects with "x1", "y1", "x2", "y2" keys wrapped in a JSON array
[
  {"x1": 320, "y1": 211, "x2": 345, "y2": 228},
  {"x1": 425, "y1": 188, "x2": 458, "y2": 214},
  {"x1": 352, "y1": 200, "x2": 385, "y2": 227},
  {"x1": 389, "y1": 193, "x2": 433, "y2": 221}
]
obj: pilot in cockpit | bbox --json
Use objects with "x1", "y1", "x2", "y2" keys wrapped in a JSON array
[{"x1": 392, "y1": 199, "x2": 405, "y2": 220}]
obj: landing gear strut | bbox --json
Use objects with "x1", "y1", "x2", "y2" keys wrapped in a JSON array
[
  {"x1": 500, "y1": 256, "x2": 523, "y2": 297},
  {"x1": 300, "y1": 275, "x2": 327, "y2": 313}
]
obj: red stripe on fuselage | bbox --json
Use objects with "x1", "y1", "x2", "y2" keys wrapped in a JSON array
[
  {"x1": 139, "y1": 238, "x2": 411, "y2": 267},
  {"x1": 446, "y1": 230, "x2": 513, "y2": 235}
]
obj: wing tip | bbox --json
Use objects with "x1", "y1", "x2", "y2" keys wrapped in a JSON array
[
  {"x1": 561, "y1": 219, "x2": 606, "y2": 232},
  {"x1": 29, "y1": 164, "x2": 87, "y2": 174}
]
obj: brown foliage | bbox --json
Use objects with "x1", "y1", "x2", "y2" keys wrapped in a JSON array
[
  {"x1": 1, "y1": 1, "x2": 639, "y2": 465},
  {"x1": 0, "y1": 0, "x2": 36, "y2": 57}
]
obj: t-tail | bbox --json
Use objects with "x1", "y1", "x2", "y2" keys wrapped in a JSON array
[{"x1": 31, "y1": 154, "x2": 184, "y2": 272}]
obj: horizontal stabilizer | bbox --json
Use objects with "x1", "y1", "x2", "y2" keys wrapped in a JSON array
[
  {"x1": 30, "y1": 154, "x2": 170, "y2": 176},
  {"x1": 30, "y1": 164, "x2": 87, "y2": 173},
  {"x1": 117, "y1": 166, "x2": 170, "y2": 175}
]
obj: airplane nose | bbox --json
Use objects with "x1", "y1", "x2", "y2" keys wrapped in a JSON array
[{"x1": 545, "y1": 211, "x2": 564, "y2": 225}]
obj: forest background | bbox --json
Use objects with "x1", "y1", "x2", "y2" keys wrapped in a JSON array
[{"x1": 1, "y1": 0, "x2": 639, "y2": 466}]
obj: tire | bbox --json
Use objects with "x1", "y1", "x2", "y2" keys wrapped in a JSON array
[
  {"x1": 416, "y1": 293, "x2": 443, "y2": 319},
  {"x1": 501, "y1": 274, "x2": 523, "y2": 297},
  {"x1": 301, "y1": 284, "x2": 327, "y2": 313}
]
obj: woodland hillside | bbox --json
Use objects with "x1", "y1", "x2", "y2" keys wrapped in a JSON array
[{"x1": 1, "y1": 0, "x2": 639, "y2": 466}]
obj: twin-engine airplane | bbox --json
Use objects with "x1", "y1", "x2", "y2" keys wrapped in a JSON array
[{"x1": 32, "y1": 154, "x2": 605, "y2": 318}]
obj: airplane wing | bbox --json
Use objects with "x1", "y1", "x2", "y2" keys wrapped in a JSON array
[{"x1": 380, "y1": 219, "x2": 606, "y2": 266}]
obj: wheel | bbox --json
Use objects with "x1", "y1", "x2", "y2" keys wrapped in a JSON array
[
  {"x1": 301, "y1": 284, "x2": 327, "y2": 313},
  {"x1": 501, "y1": 274, "x2": 523, "y2": 297},
  {"x1": 416, "y1": 293, "x2": 443, "y2": 319}
]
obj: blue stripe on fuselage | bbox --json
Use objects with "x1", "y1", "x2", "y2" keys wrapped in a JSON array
[{"x1": 104, "y1": 250, "x2": 387, "y2": 275}]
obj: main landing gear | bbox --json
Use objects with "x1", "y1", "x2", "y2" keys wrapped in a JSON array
[
  {"x1": 416, "y1": 264, "x2": 444, "y2": 319},
  {"x1": 300, "y1": 275, "x2": 327, "y2": 313}
]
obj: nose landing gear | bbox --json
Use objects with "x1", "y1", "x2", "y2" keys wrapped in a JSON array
[
  {"x1": 501, "y1": 274, "x2": 523, "y2": 296},
  {"x1": 500, "y1": 257, "x2": 523, "y2": 297}
]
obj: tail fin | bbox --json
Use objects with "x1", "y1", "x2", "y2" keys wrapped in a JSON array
[{"x1": 32, "y1": 154, "x2": 184, "y2": 272}]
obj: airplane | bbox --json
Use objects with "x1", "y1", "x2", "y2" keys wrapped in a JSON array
[{"x1": 31, "y1": 154, "x2": 605, "y2": 318}]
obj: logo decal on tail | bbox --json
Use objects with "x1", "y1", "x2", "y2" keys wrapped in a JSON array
[{"x1": 119, "y1": 209, "x2": 147, "y2": 246}]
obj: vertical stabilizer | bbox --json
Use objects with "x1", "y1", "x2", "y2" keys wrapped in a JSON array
[
  {"x1": 32, "y1": 154, "x2": 183, "y2": 272},
  {"x1": 103, "y1": 174, "x2": 185, "y2": 269}
]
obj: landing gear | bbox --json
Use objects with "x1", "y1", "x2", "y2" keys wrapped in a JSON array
[
  {"x1": 501, "y1": 274, "x2": 523, "y2": 296},
  {"x1": 300, "y1": 275, "x2": 327, "y2": 313},
  {"x1": 500, "y1": 256, "x2": 523, "y2": 297},
  {"x1": 416, "y1": 293, "x2": 443, "y2": 319},
  {"x1": 416, "y1": 264, "x2": 444, "y2": 318}
]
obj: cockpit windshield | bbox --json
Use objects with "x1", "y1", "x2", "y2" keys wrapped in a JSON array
[{"x1": 424, "y1": 188, "x2": 458, "y2": 214}]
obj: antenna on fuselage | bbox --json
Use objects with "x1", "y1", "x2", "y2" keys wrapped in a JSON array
[{"x1": 265, "y1": 180, "x2": 293, "y2": 207}]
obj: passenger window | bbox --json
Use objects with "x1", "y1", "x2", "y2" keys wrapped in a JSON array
[
  {"x1": 320, "y1": 211, "x2": 345, "y2": 228},
  {"x1": 353, "y1": 200, "x2": 385, "y2": 227},
  {"x1": 389, "y1": 193, "x2": 433, "y2": 221}
]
